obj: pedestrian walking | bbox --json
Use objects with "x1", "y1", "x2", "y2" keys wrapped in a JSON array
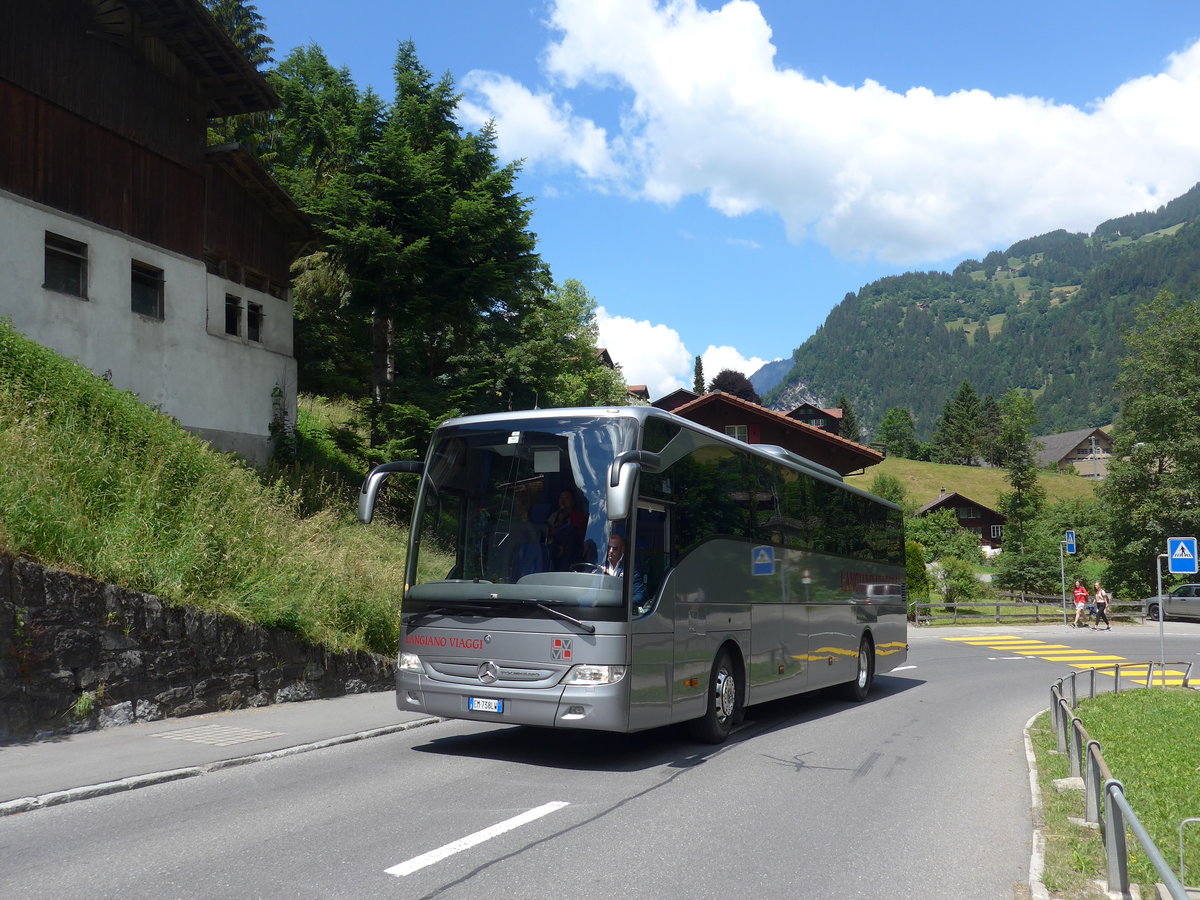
[
  {"x1": 1091, "y1": 581, "x2": 1112, "y2": 630},
  {"x1": 1072, "y1": 579, "x2": 1090, "y2": 627}
]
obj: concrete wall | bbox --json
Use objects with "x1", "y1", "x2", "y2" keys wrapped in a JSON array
[
  {"x1": 0, "y1": 189, "x2": 296, "y2": 466},
  {"x1": 0, "y1": 555, "x2": 393, "y2": 741}
]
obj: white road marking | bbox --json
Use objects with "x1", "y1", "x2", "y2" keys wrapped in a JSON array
[
  {"x1": 890, "y1": 665, "x2": 917, "y2": 671},
  {"x1": 385, "y1": 801, "x2": 570, "y2": 877}
]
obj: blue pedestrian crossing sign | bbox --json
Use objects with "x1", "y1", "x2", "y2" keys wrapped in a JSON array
[
  {"x1": 1168, "y1": 537, "x2": 1198, "y2": 575},
  {"x1": 751, "y1": 545, "x2": 775, "y2": 576},
  {"x1": 1064, "y1": 530, "x2": 1076, "y2": 555}
]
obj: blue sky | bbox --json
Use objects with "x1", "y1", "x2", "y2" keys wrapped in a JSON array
[{"x1": 251, "y1": 0, "x2": 1200, "y2": 400}]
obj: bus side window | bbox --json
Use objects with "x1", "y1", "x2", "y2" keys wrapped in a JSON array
[{"x1": 635, "y1": 504, "x2": 670, "y2": 610}]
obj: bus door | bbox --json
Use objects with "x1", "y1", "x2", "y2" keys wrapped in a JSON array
[{"x1": 628, "y1": 501, "x2": 673, "y2": 730}]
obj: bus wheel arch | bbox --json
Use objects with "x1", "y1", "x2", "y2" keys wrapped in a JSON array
[
  {"x1": 841, "y1": 632, "x2": 875, "y2": 702},
  {"x1": 690, "y1": 642, "x2": 744, "y2": 744}
]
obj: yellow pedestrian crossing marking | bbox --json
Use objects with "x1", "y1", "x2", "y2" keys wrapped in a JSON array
[{"x1": 944, "y1": 636, "x2": 1187, "y2": 685}]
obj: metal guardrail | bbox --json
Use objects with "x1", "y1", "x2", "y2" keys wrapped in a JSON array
[
  {"x1": 915, "y1": 594, "x2": 1145, "y2": 625},
  {"x1": 1049, "y1": 664, "x2": 1195, "y2": 898}
]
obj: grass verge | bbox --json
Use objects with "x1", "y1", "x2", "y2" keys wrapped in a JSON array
[
  {"x1": 1028, "y1": 687, "x2": 1200, "y2": 897},
  {"x1": 0, "y1": 319, "x2": 445, "y2": 656}
]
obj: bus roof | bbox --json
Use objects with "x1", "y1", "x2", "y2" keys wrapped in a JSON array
[{"x1": 433, "y1": 406, "x2": 900, "y2": 511}]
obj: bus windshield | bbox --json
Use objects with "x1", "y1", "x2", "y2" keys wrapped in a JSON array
[{"x1": 407, "y1": 414, "x2": 638, "y2": 617}]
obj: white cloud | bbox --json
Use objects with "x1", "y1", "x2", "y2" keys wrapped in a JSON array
[
  {"x1": 464, "y1": 0, "x2": 1200, "y2": 264},
  {"x1": 700, "y1": 345, "x2": 769, "y2": 383},
  {"x1": 595, "y1": 306, "x2": 692, "y2": 399},
  {"x1": 459, "y1": 72, "x2": 622, "y2": 182}
]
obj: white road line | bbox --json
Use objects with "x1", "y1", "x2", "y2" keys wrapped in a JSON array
[
  {"x1": 385, "y1": 801, "x2": 570, "y2": 877},
  {"x1": 890, "y1": 665, "x2": 917, "y2": 671}
]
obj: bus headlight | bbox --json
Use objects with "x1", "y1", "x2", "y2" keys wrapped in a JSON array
[
  {"x1": 563, "y1": 664, "x2": 627, "y2": 685},
  {"x1": 398, "y1": 652, "x2": 426, "y2": 673}
]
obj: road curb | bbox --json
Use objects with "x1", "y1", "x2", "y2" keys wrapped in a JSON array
[
  {"x1": 1024, "y1": 708, "x2": 1051, "y2": 900},
  {"x1": 0, "y1": 715, "x2": 441, "y2": 818}
]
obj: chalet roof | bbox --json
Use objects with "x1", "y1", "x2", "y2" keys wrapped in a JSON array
[
  {"x1": 670, "y1": 391, "x2": 882, "y2": 472},
  {"x1": 206, "y1": 144, "x2": 316, "y2": 254},
  {"x1": 787, "y1": 402, "x2": 843, "y2": 420},
  {"x1": 1032, "y1": 427, "x2": 1111, "y2": 467},
  {"x1": 595, "y1": 347, "x2": 615, "y2": 369},
  {"x1": 626, "y1": 384, "x2": 650, "y2": 400},
  {"x1": 120, "y1": 0, "x2": 279, "y2": 116},
  {"x1": 915, "y1": 491, "x2": 1002, "y2": 518},
  {"x1": 652, "y1": 388, "x2": 699, "y2": 409}
]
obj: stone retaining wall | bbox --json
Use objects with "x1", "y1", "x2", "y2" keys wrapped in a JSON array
[{"x1": 0, "y1": 554, "x2": 394, "y2": 741}]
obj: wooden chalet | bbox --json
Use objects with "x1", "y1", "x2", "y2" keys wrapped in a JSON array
[
  {"x1": 786, "y1": 402, "x2": 844, "y2": 436},
  {"x1": 669, "y1": 392, "x2": 882, "y2": 476},
  {"x1": 0, "y1": 0, "x2": 313, "y2": 465},
  {"x1": 915, "y1": 490, "x2": 1006, "y2": 550}
]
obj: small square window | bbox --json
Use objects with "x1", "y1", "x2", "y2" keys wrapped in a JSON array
[
  {"x1": 247, "y1": 302, "x2": 263, "y2": 342},
  {"x1": 725, "y1": 424, "x2": 748, "y2": 442},
  {"x1": 45, "y1": 232, "x2": 88, "y2": 298},
  {"x1": 225, "y1": 294, "x2": 242, "y2": 336},
  {"x1": 131, "y1": 261, "x2": 164, "y2": 319},
  {"x1": 991, "y1": 524, "x2": 1004, "y2": 539}
]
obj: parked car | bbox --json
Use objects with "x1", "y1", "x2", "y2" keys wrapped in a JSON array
[{"x1": 1143, "y1": 584, "x2": 1200, "y2": 621}]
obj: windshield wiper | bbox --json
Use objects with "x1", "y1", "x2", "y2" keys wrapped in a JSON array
[
  {"x1": 518, "y1": 599, "x2": 596, "y2": 634},
  {"x1": 402, "y1": 602, "x2": 493, "y2": 626}
]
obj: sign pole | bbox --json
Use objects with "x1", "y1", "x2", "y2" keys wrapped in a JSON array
[
  {"x1": 1163, "y1": 537, "x2": 1198, "y2": 685},
  {"x1": 1060, "y1": 541, "x2": 1067, "y2": 626},
  {"x1": 1156, "y1": 553, "x2": 1166, "y2": 684}
]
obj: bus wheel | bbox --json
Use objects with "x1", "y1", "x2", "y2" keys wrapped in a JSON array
[
  {"x1": 841, "y1": 637, "x2": 875, "y2": 702},
  {"x1": 691, "y1": 649, "x2": 738, "y2": 743}
]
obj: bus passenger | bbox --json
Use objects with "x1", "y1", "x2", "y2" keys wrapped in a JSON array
[{"x1": 547, "y1": 489, "x2": 586, "y2": 570}]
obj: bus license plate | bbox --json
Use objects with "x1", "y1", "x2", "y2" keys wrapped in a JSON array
[{"x1": 468, "y1": 697, "x2": 503, "y2": 713}]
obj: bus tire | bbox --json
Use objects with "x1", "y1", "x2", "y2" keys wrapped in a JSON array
[
  {"x1": 841, "y1": 636, "x2": 875, "y2": 702},
  {"x1": 691, "y1": 649, "x2": 739, "y2": 744}
]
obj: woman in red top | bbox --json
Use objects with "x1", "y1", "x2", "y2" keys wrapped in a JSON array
[{"x1": 1072, "y1": 579, "x2": 1090, "y2": 628}]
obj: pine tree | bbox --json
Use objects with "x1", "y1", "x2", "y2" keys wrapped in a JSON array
[
  {"x1": 693, "y1": 356, "x2": 705, "y2": 394},
  {"x1": 931, "y1": 381, "x2": 982, "y2": 465},
  {"x1": 837, "y1": 394, "x2": 862, "y2": 443}
]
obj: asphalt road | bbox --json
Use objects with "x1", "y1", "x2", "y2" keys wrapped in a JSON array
[{"x1": 2, "y1": 622, "x2": 1195, "y2": 899}]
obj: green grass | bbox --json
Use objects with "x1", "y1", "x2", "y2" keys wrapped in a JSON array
[
  {"x1": 1030, "y1": 689, "x2": 1200, "y2": 896},
  {"x1": 0, "y1": 318, "x2": 443, "y2": 656},
  {"x1": 847, "y1": 455, "x2": 1098, "y2": 510}
]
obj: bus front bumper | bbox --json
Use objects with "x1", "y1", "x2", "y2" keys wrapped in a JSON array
[{"x1": 396, "y1": 671, "x2": 630, "y2": 732}]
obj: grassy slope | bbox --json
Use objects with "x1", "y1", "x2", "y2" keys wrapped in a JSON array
[
  {"x1": 845, "y1": 456, "x2": 1097, "y2": 509},
  {"x1": 0, "y1": 319, "x2": 426, "y2": 655}
]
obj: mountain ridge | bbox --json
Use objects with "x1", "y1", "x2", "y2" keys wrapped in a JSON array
[{"x1": 763, "y1": 183, "x2": 1200, "y2": 438}]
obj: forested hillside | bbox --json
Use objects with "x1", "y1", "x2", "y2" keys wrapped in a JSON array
[{"x1": 765, "y1": 184, "x2": 1200, "y2": 437}]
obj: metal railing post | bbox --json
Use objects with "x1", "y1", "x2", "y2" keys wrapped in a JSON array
[
  {"x1": 1181, "y1": 818, "x2": 1200, "y2": 889},
  {"x1": 1069, "y1": 718, "x2": 1084, "y2": 778},
  {"x1": 1105, "y1": 780, "x2": 1130, "y2": 896},
  {"x1": 1085, "y1": 740, "x2": 1102, "y2": 825}
]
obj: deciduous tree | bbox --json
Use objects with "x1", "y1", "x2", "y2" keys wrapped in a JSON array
[
  {"x1": 1098, "y1": 291, "x2": 1200, "y2": 596},
  {"x1": 876, "y1": 407, "x2": 918, "y2": 458},
  {"x1": 708, "y1": 369, "x2": 761, "y2": 404}
]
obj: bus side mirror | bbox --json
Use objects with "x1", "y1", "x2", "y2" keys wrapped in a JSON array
[
  {"x1": 358, "y1": 460, "x2": 423, "y2": 524},
  {"x1": 606, "y1": 462, "x2": 638, "y2": 521},
  {"x1": 606, "y1": 450, "x2": 659, "y2": 521}
]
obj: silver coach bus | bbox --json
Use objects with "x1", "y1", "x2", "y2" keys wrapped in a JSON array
[{"x1": 359, "y1": 406, "x2": 907, "y2": 743}]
